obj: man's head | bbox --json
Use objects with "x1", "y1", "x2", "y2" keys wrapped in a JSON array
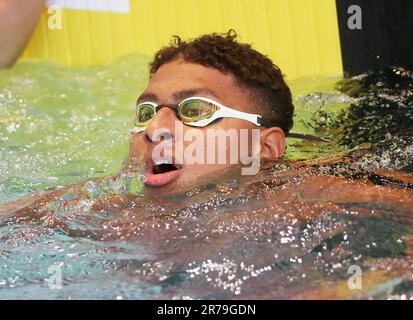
[{"x1": 126, "y1": 30, "x2": 294, "y2": 194}]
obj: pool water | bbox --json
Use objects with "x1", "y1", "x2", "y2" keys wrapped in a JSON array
[{"x1": 0, "y1": 55, "x2": 412, "y2": 299}]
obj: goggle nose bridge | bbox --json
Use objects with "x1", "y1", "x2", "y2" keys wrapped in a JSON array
[{"x1": 154, "y1": 103, "x2": 179, "y2": 114}]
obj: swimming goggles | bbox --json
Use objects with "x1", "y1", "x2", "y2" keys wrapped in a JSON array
[
  {"x1": 130, "y1": 96, "x2": 326, "y2": 141},
  {"x1": 130, "y1": 96, "x2": 287, "y2": 133}
]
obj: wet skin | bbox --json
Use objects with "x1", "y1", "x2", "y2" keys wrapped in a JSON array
[
  {"x1": 2, "y1": 159, "x2": 413, "y2": 227},
  {"x1": 123, "y1": 58, "x2": 286, "y2": 196},
  {"x1": 1, "y1": 60, "x2": 413, "y2": 299},
  {"x1": 1, "y1": 155, "x2": 412, "y2": 299},
  {"x1": 1, "y1": 58, "x2": 413, "y2": 225},
  {"x1": 0, "y1": 58, "x2": 286, "y2": 212}
]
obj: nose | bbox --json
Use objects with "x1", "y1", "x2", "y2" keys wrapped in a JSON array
[{"x1": 144, "y1": 107, "x2": 178, "y2": 144}]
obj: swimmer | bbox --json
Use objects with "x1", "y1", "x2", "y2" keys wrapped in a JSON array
[
  {"x1": 0, "y1": 0, "x2": 44, "y2": 68},
  {"x1": 123, "y1": 30, "x2": 293, "y2": 196},
  {"x1": 0, "y1": 30, "x2": 294, "y2": 213},
  {"x1": 1, "y1": 31, "x2": 412, "y2": 217}
]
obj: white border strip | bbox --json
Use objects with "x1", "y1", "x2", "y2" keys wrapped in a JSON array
[{"x1": 46, "y1": 0, "x2": 130, "y2": 14}]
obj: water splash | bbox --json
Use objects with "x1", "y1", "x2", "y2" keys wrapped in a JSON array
[{"x1": 0, "y1": 59, "x2": 412, "y2": 299}]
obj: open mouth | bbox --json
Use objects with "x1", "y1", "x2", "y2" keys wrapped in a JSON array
[
  {"x1": 152, "y1": 163, "x2": 180, "y2": 175},
  {"x1": 143, "y1": 160, "x2": 183, "y2": 187}
]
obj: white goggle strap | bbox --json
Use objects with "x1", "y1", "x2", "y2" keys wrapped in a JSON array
[{"x1": 217, "y1": 105, "x2": 261, "y2": 126}]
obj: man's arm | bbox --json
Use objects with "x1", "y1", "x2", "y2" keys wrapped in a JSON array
[
  {"x1": 0, "y1": 0, "x2": 44, "y2": 68},
  {"x1": 0, "y1": 175, "x2": 121, "y2": 217},
  {"x1": 0, "y1": 188, "x2": 56, "y2": 216}
]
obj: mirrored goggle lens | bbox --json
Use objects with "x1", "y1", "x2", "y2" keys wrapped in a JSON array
[
  {"x1": 178, "y1": 99, "x2": 217, "y2": 122},
  {"x1": 135, "y1": 104, "x2": 155, "y2": 126}
]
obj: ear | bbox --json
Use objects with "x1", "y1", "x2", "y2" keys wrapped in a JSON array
[{"x1": 260, "y1": 127, "x2": 286, "y2": 160}]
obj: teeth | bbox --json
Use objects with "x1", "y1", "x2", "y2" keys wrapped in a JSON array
[{"x1": 153, "y1": 159, "x2": 171, "y2": 166}]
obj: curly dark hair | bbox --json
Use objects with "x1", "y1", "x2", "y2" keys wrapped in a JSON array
[{"x1": 149, "y1": 30, "x2": 294, "y2": 134}]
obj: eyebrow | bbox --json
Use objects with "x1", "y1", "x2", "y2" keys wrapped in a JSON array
[
  {"x1": 136, "y1": 88, "x2": 221, "y2": 105},
  {"x1": 136, "y1": 93, "x2": 158, "y2": 104}
]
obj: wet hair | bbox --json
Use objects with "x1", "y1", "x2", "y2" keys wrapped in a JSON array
[{"x1": 149, "y1": 29, "x2": 294, "y2": 134}]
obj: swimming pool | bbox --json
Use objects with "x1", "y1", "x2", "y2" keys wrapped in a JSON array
[{"x1": 0, "y1": 55, "x2": 412, "y2": 299}]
